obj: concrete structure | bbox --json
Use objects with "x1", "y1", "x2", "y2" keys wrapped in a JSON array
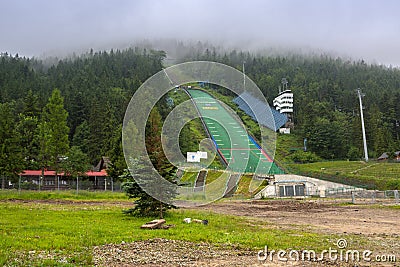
[{"x1": 254, "y1": 174, "x2": 363, "y2": 198}]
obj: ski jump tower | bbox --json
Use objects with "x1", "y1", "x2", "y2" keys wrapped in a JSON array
[{"x1": 273, "y1": 78, "x2": 294, "y2": 132}]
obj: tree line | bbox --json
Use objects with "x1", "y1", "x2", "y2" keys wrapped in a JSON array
[
  {"x1": 182, "y1": 46, "x2": 400, "y2": 159},
  {"x1": 0, "y1": 48, "x2": 165, "y2": 184},
  {"x1": 1, "y1": 44, "x2": 400, "y2": 185}
]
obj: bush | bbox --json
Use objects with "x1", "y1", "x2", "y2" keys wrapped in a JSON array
[
  {"x1": 347, "y1": 146, "x2": 361, "y2": 161},
  {"x1": 19, "y1": 182, "x2": 39, "y2": 190},
  {"x1": 288, "y1": 150, "x2": 321, "y2": 163}
]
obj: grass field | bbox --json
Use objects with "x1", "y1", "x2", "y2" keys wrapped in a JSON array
[
  {"x1": 0, "y1": 191, "x2": 333, "y2": 266},
  {"x1": 0, "y1": 190, "x2": 128, "y2": 201},
  {"x1": 179, "y1": 171, "x2": 199, "y2": 187},
  {"x1": 287, "y1": 160, "x2": 400, "y2": 190},
  {"x1": 235, "y1": 174, "x2": 268, "y2": 198}
]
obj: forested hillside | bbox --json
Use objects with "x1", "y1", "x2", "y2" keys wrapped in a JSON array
[
  {"x1": 0, "y1": 48, "x2": 165, "y2": 181},
  {"x1": 184, "y1": 48, "x2": 400, "y2": 159},
  {"x1": 1, "y1": 45, "x2": 399, "y2": 182}
]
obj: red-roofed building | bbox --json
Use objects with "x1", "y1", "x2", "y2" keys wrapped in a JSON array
[{"x1": 19, "y1": 169, "x2": 110, "y2": 190}]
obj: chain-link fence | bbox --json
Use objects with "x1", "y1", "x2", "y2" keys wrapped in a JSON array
[
  {"x1": 1, "y1": 175, "x2": 122, "y2": 192},
  {"x1": 325, "y1": 189, "x2": 399, "y2": 204}
]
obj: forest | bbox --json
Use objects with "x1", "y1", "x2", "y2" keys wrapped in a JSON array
[{"x1": 0, "y1": 44, "x2": 399, "y2": 182}]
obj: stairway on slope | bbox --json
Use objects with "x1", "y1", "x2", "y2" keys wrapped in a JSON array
[
  {"x1": 224, "y1": 173, "x2": 241, "y2": 197},
  {"x1": 194, "y1": 170, "x2": 207, "y2": 192}
]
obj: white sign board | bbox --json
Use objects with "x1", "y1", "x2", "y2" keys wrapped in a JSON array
[
  {"x1": 187, "y1": 151, "x2": 207, "y2": 162},
  {"x1": 187, "y1": 152, "x2": 200, "y2": 162},
  {"x1": 198, "y1": 151, "x2": 208, "y2": 159}
]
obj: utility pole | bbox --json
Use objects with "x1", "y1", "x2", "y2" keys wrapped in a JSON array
[
  {"x1": 242, "y1": 61, "x2": 246, "y2": 90},
  {"x1": 163, "y1": 68, "x2": 174, "y2": 86},
  {"x1": 281, "y1": 78, "x2": 288, "y2": 91},
  {"x1": 357, "y1": 89, "x2": 369, "y2": 162}
]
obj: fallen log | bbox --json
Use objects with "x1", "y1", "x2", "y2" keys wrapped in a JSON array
[{"x1": 141, "y1": 219, "x2": 166, "y2": 229}]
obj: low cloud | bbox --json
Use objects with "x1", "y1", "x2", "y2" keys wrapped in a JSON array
[{"x1": 1, "y1": 0, "x2": 399, "y2": 65}]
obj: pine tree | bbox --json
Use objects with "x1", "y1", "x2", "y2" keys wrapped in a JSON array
[
  {"x1": 122, "y1": 107, "x2": 177, "y2": 218},
  {"x1": 35, "y1": 89, "x2": 70, "y2": 186},
  {"x1": 17, "y1": 114, "x2": 39, "y2": 169},
  {"x1": 121, "y1": 157, "x2": 177, "y2": 218},
  {"x1": 62, "y1": 146, "x2": 90, "y2": 192},
  {"x1": 0, "y1": 102, "x2": 24, "y2": 189}
]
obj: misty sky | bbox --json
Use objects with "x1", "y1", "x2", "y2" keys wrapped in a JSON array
[{"x1": 1, "y1": 0, "x2": 400, "y2": 66}]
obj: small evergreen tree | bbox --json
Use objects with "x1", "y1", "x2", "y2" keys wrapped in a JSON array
[
  {"x1": 122, "y1": 107, "x2": 177, "y2": 218},
  {"x1": 121, "y1": 157, "x2": 177, "y2": 218}
]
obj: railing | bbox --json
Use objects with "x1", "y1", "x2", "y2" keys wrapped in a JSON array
[{"x1": 2, "y1": 176, "x2": 122, "y2": 192}]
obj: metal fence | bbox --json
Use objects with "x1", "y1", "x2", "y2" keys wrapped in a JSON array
[
  {"x1": 1, "y1": 176, "x2": 122, "y2": 192},
  {"x1": 325, "y1": 189, "x2": 399, "y2": 204}
]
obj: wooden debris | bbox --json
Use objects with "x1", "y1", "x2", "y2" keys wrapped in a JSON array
[{"x1": 141, "y1": 219, "x2": 166, "y2": 229}]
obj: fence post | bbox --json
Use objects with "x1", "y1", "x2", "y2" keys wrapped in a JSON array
[
  {"x1": 351, "y1": 191, "x2": 355, "y2": 204},
  {"x1": 76, "y1": 176, "x2": 79, "y2": 194},
  {"x1": 394, "y1": 190, "x2": 399, "y2": 204},
  {"x1": 371, "y1": 191, "x2": 376, "y2": 204},
  {"x1": 18, "y1": 174, "x2": 21, "y2": 193}
]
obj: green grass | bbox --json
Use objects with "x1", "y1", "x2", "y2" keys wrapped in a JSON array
[
  {"x1": 0, "y1": 192, "x2": 335, "y2": 266},
  {"x1": 275, "y1": 133, "x2": 304, "y2": 162},
  {"x1": 287, "y1": 161, "x2": 400, "y2": 190},
  {"x1": 235, "y1": 175, "x2": 268, "y2": 197},
  {"x1": 179, "y1": 172, "x2": 198, "y2": 186},
  {"x1": 204, "y1": 170, "x2": 223, "y2": 184},
  {"x1": 0, "y1": 190, "x2": 128, "y2": 201}
]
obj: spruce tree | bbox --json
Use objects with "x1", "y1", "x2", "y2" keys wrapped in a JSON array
[
  {"x1": 122, "y1": 107, "x2": 177, "y2": 218},
  {"x1": 0, "y1": 102, "x2": 24, "y2": 189},
  {"x1": 35, "y1": 89, "x2": 70, "y2": 187}
]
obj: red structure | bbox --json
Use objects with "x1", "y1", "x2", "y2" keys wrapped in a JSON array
[{"x1": 19, "y1": 169, "x2": 109, "y2": 190}]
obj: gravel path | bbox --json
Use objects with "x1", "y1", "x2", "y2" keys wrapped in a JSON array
[
  {"x1": 93, "y1": 238, "x2": 356, "y2": 267},
  {"x1": 93, "y1": 238, "x2": 258, "y2": 267}
]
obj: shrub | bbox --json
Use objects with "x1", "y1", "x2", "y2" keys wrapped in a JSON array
[{"x1": 288, "y1": 150, "x2": 321, "y2": 163}]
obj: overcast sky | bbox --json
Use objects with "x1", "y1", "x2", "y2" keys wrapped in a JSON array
[{"x1": 1, "y1": 0, "x2": 400, "y2": 65}]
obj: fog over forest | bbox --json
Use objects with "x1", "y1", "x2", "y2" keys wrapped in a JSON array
[{"x1": 1, "y1": 0, "x2": 400, "y2": 66}]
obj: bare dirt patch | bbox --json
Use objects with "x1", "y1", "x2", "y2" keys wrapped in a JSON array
[
  {"x1": 93, "y1": 199, "x2": 399, "y2": 267},
  {"x1": 197, "y1": 199, "x2": 400, "y2": 236}
]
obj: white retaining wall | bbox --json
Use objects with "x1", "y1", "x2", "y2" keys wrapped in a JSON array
[{"x1": 254, "y1": 174, "x2": 364, "y2": 199}]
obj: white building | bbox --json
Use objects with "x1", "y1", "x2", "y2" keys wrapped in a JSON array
[
  {"x1": 273, "y1": 78, "x2": 294, "y2": 132},
  {"x1": 273, "y1": 89, "x2": 294, "y2": 114}
]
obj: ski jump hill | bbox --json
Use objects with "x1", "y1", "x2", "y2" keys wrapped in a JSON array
[{"x1": 186, "y1": 88, "x2": 283, "y2": 175}]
